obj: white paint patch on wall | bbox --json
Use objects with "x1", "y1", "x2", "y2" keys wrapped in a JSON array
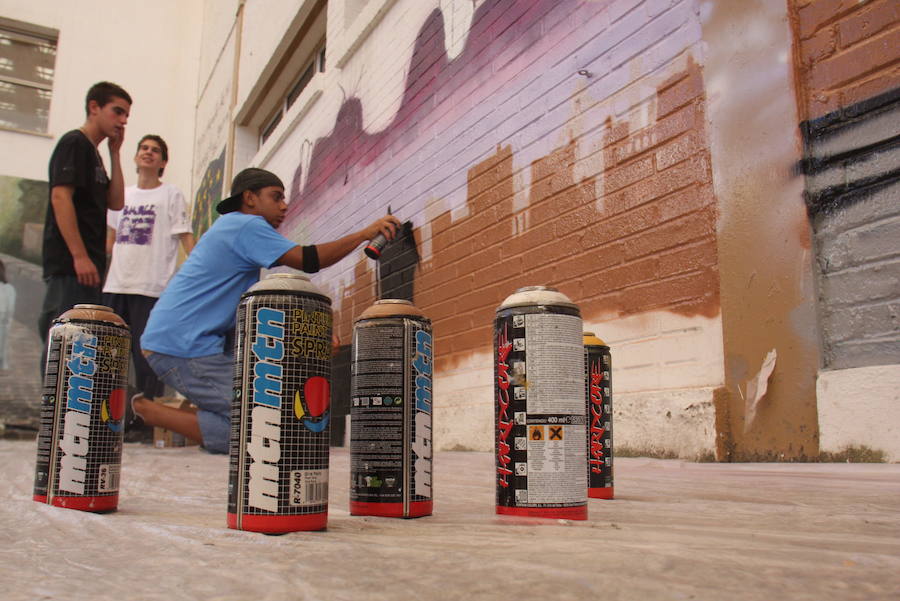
[
  {"x1": 433, "y1": 353, "x2": 493, "y2": 452},
  {"x1": 433, "y1": 346, "x2": 719, "y2": 459},
  {"x1": 198, "y1": 0, "x2": 241, "y2": 96},
  {"x1": 585, "y1": 311, "x2": 724, "y2": 393},
  {"x1": 433, "y1": 310, "x2": 722, "y2": 454},
  {"x1": 439, "y1": 0, "x2": 485, "y2": 60},
  {"x1": 818, "y1": 365, "x2": 900, "y2": 462},
  {"x1": 615, "y1": 387, "x2": 718, "y2": 459}
]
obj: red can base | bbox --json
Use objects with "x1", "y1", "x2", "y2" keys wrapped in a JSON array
[
  {"x1": 589, "y1": 487, "x2": 614, "y2": 499},
  {"x1": 33, "y1": 494, "x2": 119, "y2": 513},
  {"x1": 496, "y1": 504, "x2": 587, "y2": 521},
  {"x1": 350, "y1": 500, "x2": 433, "y2": 518},
  {"x1": 227, "y1": 512, "x2": 328, "y2": 533}
]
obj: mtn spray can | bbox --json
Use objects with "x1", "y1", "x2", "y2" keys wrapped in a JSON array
[
  {"x1": 33, "y1": 304, "x2": 130, "y2": 512},
  {"x1": 584, "y1": 332, "x2": 614, "y2": 499},
  {"x1": 494, "y1": 286, "x2": 587, "y2": 520},
  {"x1": 350, "y1": 299, "x2": 433, "y2": 518},
  {"x1": 228, "y1": 274, "x2": 333, "y2": 533}
]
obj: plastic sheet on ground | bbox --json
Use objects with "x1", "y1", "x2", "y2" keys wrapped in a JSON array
[{"x1": 2, "y1": 440, "x2": 899, "y2": 601}]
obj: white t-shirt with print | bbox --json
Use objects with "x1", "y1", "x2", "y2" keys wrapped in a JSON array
[{"x1": 103, "y1": 183, "x2": 191, "y2": 297}]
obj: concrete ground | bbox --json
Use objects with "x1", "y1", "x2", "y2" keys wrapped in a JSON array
[{"x1": 2, "y1": 440, "x2": 899, "y2": 601}]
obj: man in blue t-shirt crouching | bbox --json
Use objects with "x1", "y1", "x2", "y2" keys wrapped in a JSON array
[{"x1": 137, "y1": 167, "x2": 400, "y2": 453}]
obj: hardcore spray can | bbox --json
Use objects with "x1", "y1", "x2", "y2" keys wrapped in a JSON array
[
  {"x1": 228, "y1": 274, "x2": 333, "y2": 533},
  {"x1": 584, "y1": 332, "x2": 614, "y2": 499},
  {"x1": 33, "y1": 304, "x2": 130, "y2": 512},
  {"x1": 350, "y1": 299, "x2": 433, "y2": 518},
  {"x1": 494, "y1": 287, "x2": 587, "y2": 520}
]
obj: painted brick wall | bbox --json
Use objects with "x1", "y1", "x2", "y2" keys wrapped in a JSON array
[
  {"x1": 270, "y1": 0, "x2": 723, "y2": 453},
  {"x1": 794, "y1": 0, "x2": 900, "y2": 370},
  {"x1": 803, "y1": 91, "x2": 900, "y2": 370},
  {"x1": 812, "y1": 179, "x2": 900, "y2": 369},
  {"x1": 418, "y1": 59, "x2": 717, "y2": 376},
  {"x1": 793, "y1": 0, "x2": 900, "y2": 120}
]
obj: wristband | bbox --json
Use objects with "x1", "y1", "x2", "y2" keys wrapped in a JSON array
[{"x1": 303, "y1": 245, "x2": 320, "y2": 273}]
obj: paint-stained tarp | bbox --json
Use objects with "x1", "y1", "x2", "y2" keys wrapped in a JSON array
[{"x1": 3, "y1": 440, "x2": 899, "y2": 600}]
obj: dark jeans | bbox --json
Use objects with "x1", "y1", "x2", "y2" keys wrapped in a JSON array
[
  {"x1": 38, "y1": 275, "x2": 102, "y2": 376},
  {"x1": 102, "y1": 292, "x2": 165, "y2": 400}
]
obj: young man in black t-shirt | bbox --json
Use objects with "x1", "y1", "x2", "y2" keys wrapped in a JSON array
[{"x1": 38, "y1": 81, "x2": 132, "y2": 370}]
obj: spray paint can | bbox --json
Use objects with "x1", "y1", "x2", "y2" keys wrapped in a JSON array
[
  {"x1": 228, "y1": 273, "x2": 333, "y2": 533},
  {"x1": 350, "y1": 299, "x2": 433, "y2": 518},
  {"x1": 364, "y1": 233, "x2": 388, "y2": 260},
  {"x1": 364, "y1": 206, "x2": 392, "y2": 259},
  {"x1": 33, "y1": 304, "x2": 130, "y2": 512},
  {"x1": 584, "y1": 332, "x2": 614, "y2": 499},
  {"x1": 494, "y1": 286, "x2": 587, "y2": 520}
]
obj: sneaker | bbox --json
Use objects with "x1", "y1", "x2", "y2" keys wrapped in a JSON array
[{"x1": 124, "y1": 393, "x2": 154, "y2": 444}]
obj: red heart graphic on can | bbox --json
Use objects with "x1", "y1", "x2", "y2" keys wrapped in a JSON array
[
  {"x1": 304, "y1": 376, "x2": 330, "y2": 417},
  {"x1": 109, "y1": 388, "x2": 126, "y2": 421}
]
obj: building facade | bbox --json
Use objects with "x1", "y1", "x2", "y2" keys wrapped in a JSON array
[{"x1": 0, "y1": 0, "x2": 203, "y2": 431}]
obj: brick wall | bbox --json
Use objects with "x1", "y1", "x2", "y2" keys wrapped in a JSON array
[
  {"x1": 812, "y1": 178, "x2": 900, "y2": 369},
  {"x1": 418, "y1": 58, "x2": 717, "y2": 375},
  {"x1": 793, "y1": 0, "x2": 900, "y2": 369},
  {"x1": 794, "y1": 0, "x2": 900, "y2": 460},
  {"x1": 802, "y1": 91, "x2": 900, "y2": 369},
  {"x1": 794, "y1": 0, "x2": 900, "y2": 120},
  {"x1": 269, "y1": 0, "x2": 722, "y2": 453}
]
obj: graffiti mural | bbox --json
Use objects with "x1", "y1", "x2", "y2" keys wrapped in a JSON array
[
  {"x1": 0, "y1": 175, "x2": 48, "y2": 264},
  {"x1": 282, "y1": 1, "x2": 717, "y2": 348},
  {"x1": 192, "y1": 146, "x2": 226, "y2": 238},
  {"x1": 0, "y1": 175, "x2": 47, "y2": 431},
  {"x1": 271, "y1": 0, "x2": 729, "y2": 454}
]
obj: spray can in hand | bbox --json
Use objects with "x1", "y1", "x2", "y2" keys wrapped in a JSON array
[{"x1": 364, "y1": 206, "x2": 392, "y2": 259}]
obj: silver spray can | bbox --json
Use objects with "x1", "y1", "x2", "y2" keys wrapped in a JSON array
[
  {"x1": 33, "y1": 304, "x2": 130, "y2": 512},
  {"x1": 228, "y1": 273, "x2": 333, "y2": 533},
  {"x1": 494, "y1": 286, "x2": 587, "y2": 520},
  {"x1": 350, "y1": 299, "x2": 433, "y2": 518}
]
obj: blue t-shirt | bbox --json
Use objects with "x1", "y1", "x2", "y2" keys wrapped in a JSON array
[{"x1": 141, "y1": 212, "x2": 297, "y2": 357}]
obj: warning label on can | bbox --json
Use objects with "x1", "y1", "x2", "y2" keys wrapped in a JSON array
[
  {"x1": 525, "y1": 417, "x2": 586, "y2": 503},
  {"x1": 523, "y1": 314, "x2": 584, "y2": 414}
]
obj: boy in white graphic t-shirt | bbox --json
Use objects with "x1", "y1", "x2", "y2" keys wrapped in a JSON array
[{"x1": 103, "y1": 134, "x2": 195, "y2": 440}]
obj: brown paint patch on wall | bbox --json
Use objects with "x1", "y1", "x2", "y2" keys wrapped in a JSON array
[
  {"x1": 412, "y1": 58, "x2": 721, "y2": 374},
  {"x1": 703, "y1": 0, "x2": 821, "y2": 461},
  {"x1": 417, "y1": 145, "x2": 517, "y2": 374},
  {"x1": 586, "y1": 57, "x2": 719, "y2": 321}
]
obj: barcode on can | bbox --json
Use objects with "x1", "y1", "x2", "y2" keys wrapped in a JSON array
[
  {"x1": 290, "y1": 469, "x2": 328, "y2": 506},
  {"x1": 98, "y1": 464, "x2": 120, "y2": 493}
]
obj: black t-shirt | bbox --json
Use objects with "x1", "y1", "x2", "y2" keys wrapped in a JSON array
[{"x1": 42, "y1": 129, "x2": 110, "y2": 278}]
